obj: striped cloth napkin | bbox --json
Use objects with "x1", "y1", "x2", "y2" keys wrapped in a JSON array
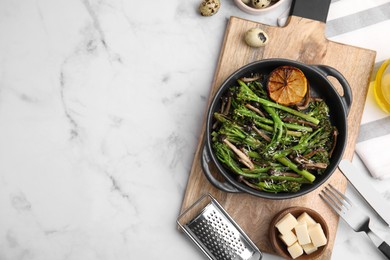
[{"x1": 356, "y1": 117, "x2": 390, "y2": 179}]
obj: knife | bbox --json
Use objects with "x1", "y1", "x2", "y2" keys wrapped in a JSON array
[{"x1": 339, "y1": 159, "x2": 390, "y2": 227}]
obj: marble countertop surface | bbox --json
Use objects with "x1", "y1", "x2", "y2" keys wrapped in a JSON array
[{"x1": 1, "y1": 0, "x2": 390, "y2": 259}]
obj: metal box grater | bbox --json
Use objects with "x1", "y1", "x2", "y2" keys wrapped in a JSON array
[{"x1": 177, "y1": 194, "x2": 262, "y2": 260}]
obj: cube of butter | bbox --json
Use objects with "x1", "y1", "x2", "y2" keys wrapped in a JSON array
[
  {"x1": 295, "y1": 222, "x2": 311, "y2": 245},
  {"x1": 275, "y1": 213, "x2": 298, "y2": 234},
  {"x1": 308, "y1": 223, "x2": 327, "y2": 247},
  {"x1": 287, "y1": 242, "x2": 304, "y2": 259},
  {"x1": 297, "y1": 212, "x2": 317, "y2": 227},
  {"x1": 279, "y1": 230, "x2": 297, "y2": 246},
  {"x1": 302, "y1": 243, "x2": 318, "y2": 255}
]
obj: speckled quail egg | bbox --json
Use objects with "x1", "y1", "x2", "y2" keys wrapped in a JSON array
[
  {"x1": 199, "y1": 0, "x2": 221, "y2": 16},
  {"x1": 244, "y1": 28, "x2": 269, "y2": 47},
  {"x1": 252, "y1": 0, "x2": 271, "y2": 9}
]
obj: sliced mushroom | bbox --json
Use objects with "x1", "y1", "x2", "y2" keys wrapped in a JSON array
[
  {"x1": 293, "y1": 155, "x2": 328, "y2": 170},
  {"x1": 223, "y1": 139, "x2": 255, "y2": 170},
  {"x1": 240, "y1": 73, "x2": 262, "y2": 82},
  {"x1": 283, "y1": 117, "x2": 319, "y2": 129},
  {"x1": 252, "y1": 125, "x2": 271, "y2": 142},
  {"x1": 303, "y1": 147, "x2": 325, "y2": 159},
  {"x1": 245, "y1": 103, "x2": 265, "y2": 117}
]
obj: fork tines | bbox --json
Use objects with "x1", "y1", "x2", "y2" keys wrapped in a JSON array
[{"x1": 320, "y1": 184, "x2": 352, "y2": 215}]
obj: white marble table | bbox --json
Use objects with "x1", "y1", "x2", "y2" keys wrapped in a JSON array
[{"x1": 0, "y1": 0, "x2": 389, "y2": 259}]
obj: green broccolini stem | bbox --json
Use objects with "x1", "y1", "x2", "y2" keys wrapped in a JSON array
[
  {"x1": 258, "y1": 175, "x2": 309, "y2": 183},
  {"x1": 237, "y1": 80, "x2": 320, "y2": 125},
  {"x1": 255, "y1": 181, "x2": 302, "y2": 193},
  {"x1": 284, "y1": 122, "x2": 313, "y2": 132},
  {"x1": 242, "y1": 166, "x2": 271, "y2": 174},
  {"x1": 273, "y1": 127, "x2": 323, "y2": 159},
  {"x1": 276, "y1": 156, "x2": 316, "y2": 183},
  {"x1": 235, "y1": 105, "x2": 313, "y2": 133},
  {"x1": 263, "y1": 105, "x2": 284, "y2": 148}
]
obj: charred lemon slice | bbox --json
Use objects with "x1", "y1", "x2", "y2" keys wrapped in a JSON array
[{"x1": 267, "y1": 66, "x2": 308, "y2": 106}]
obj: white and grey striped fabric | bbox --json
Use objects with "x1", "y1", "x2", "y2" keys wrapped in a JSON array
[
  {"x1": 326, "y1": 0, "x2": 390, "y2": 142},
  {"x1": 357, "y1": 117, "x2": 390, "y2": 142}
]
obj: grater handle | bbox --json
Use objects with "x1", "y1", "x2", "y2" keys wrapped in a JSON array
[{"x1": 201, "y1": 144, "x2": 241, "y2": 193}]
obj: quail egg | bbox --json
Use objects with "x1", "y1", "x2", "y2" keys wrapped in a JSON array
[
  {"x1": 244, "y1": 28, "x2": 269, "y2": 47},
  {"x1": 252, "y1": 0, "x2": 271, "y2": 9},
  {"x1": 199, "y1": 0, "x2": 220, "y2": 16}
]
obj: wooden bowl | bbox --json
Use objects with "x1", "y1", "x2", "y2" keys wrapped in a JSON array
[{"x1": 269, "y1": 207, "x2": 329, "y2": 260}]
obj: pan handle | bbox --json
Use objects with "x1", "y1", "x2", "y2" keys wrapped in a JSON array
[
  {"x1": 201, "y1": 144, "x2": 240, "y2": 193},
  {"x1": 312, "y1": 64, "x2": 353, "y2": 115}
]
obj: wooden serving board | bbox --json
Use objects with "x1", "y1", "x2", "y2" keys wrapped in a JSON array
[{"x1": 179, "y1": 8, "x2": 376, "y2": 259}]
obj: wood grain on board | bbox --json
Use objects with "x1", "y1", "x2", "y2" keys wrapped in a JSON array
[{"x1": 179, "y1": 16, "x2": 376, "y2": 259}]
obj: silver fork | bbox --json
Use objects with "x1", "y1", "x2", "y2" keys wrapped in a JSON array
[{"x1": 320, "y1": 184, "x2": 390, "y2": 259}]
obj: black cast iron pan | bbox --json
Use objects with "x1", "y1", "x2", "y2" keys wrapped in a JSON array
[{"x1": 201, "y1": 58, "x2": 352, "y2": 199}]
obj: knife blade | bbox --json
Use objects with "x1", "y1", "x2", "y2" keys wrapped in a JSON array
[{"x1": 339, "y1": 159, "x2": 390, "y2": 227}]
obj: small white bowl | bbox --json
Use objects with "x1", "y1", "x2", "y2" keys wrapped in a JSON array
[{"x1": 233, "y1": 0, "x2": 287, "y2": 15}]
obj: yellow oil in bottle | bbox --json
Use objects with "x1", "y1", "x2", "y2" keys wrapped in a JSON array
[{"x1": 374, "y1": 59, "x2": 390, "y2": 114}]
